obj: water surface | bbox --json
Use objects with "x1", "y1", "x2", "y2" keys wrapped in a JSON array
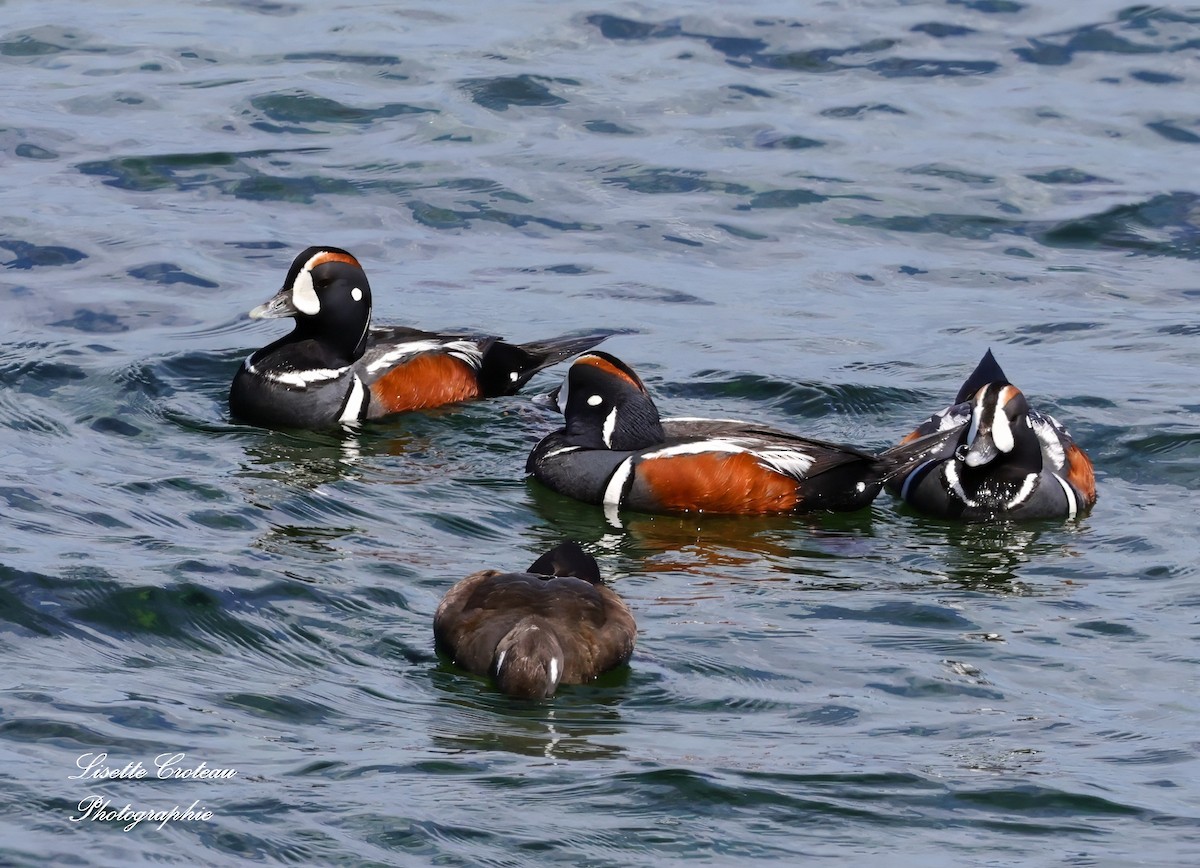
[{"x1": 2, "y1": 1, "x2": 1199, "y2": 865}]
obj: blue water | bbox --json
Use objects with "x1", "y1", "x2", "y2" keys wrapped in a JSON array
[{"x1": 3, "y1": 1, "x2": 1199, "y2": 865}]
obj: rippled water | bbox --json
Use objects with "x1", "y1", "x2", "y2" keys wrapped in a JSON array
[{"x1": 3, "y1": 1, "x2": 1199, "y2": 864}]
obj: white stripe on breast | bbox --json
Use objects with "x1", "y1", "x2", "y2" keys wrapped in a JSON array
[
  {"x1": 603, "y1": 457, "x2": 635, "y2": 506},
  {"x1": 1007, "y1": 472, "x2": 1038, "y2": 508},
  {"x1": 1051, "y1": 472, "x2": 1078, "y2": 519},
  {"x1": 339, "y1": 375, "x2": 367, "y2": 423}
]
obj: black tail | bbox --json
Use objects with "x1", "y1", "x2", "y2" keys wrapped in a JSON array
[
  {"x1": 954, "y1": 348, "x2": 1010, "y2": 404},
  {"x1": 477, "y1": 330, "x2": 616, "y2": 397},
  {"x1": 527, "y1": 541, "x2": 602, "y2": 585},
  {"x1": 877, "y1": 427, "x2": 957, "y2": 492}
]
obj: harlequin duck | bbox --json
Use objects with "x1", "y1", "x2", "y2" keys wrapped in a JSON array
[
  {"x1": 433, "y1": 541, "x2": 636, "y2": 699},
  {"x1": 883, "y1": 349, "x2": 1096, "y2": 521},
  {"x1": 229, "y1": 246, "x2": 613, "y2": 429},
  {"x1": 526, "y1": 352, "x2": 886, "y2": 519}
]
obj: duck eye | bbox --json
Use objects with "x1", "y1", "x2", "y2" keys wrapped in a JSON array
[{"x1": 587, "y1": 394, "x2": 603, "y2": 407}]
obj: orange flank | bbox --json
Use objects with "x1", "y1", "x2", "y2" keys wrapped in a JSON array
[
  {"x1": 637, "y1": 451, "x2": 800, "y2": 514},
  {"x1": 368, "y1": 353, "x2": 481, "y2": 413},
  {"x1": 1065, "y1": 443, "x2": 1097, "y2": 506},
  {"x1": 898, "y1": 428, "x2": 922, "y2": 445},
  {"x1": 575, "y1": 354, "x2": 645, "y2": 392}
]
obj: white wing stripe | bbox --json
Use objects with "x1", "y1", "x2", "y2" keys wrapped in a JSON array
[
  {"x1": 364, "y1": 339, "x2": 484, "y2": 373},
  {"x1": 641, "y1": 440, "x2": 747, "y2": 460},
  {"x1": 754, "y1": 449, "x2": 815, "y2": 479}
]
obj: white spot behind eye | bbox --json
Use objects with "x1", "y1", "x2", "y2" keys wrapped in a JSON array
[
  {"x1": 292, "y1": 269, "x2": 320, "y2": 315},
  {"x1": 350, "y1": 287, "x2": 363, "y2": 302},
  {"x1": 587, "y1": 394, "x2": 603, "y2": 406}
]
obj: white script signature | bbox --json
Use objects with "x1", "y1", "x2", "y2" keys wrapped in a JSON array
[
  {"x1": 71, "y1": 796, "x2": 214, "y2": 832},
  {"x1": 70, "y1": 752, "x2": 237, "y2": 781}
]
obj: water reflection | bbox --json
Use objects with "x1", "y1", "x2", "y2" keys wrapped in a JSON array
[
  {"x1": 893, "y1": 512, "x2": 1085, "y2": 592},
  {"x1": 428, "y1": 663, "x2": 631, "y2": 761},
  {"x1": 525, "y1": 479, "x2": 881, "y2": 581}
]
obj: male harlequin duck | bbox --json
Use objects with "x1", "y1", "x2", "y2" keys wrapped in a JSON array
[
  {"x1": 433, "y1": 541, "x2": 636, "y2": 699},
  {"x1": 526, "y1": 352, "x2": 887, "y2": 519},
  {"x1": 229, "y1": 246, "x2": 612, "y2": 429},
  {"x1": 883, "y1": 349, "x2": 1096, "y2": 521}
]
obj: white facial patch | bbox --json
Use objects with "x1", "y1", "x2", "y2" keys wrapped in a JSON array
[
  {"x1": 548, "y1": 657, "x2": 560, "y2": 685},
  {"x1": 556, "y1": 375, "x2": 571, "y2": 415},
  {"x1": 991, "y1": 405, "x2": 1015, "y2": 454},
  {"x1": 291, "y1": 269, "x2": 320, "y2": 315},
  {"x1": 601, "y1": 407, "x2": 618, "y2": 447},
  {"x1": 587, "y1": 394, "x2": 603, "y2": 406},
  {"x1": 350, "y1": 287, "x2": 363, "y2": 302}
]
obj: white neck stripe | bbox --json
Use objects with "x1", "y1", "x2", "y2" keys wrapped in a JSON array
[
  {"x1": 601, "y1": 407, "x2": 618, "y2": 448},
  {"x1": 268, "y1": 366, "x2": 349, "y2": 387}
]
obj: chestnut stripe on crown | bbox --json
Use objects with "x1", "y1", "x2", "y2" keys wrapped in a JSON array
[
  {"x1": 575, "y1": 354, "x2": 645, "y2": 392},
  {"x1": 305, "y1": 250, "x2": 361, "y2": 271}
]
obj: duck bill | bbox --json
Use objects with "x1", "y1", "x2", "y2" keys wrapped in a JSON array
[
  {"x1": 963, "y1": 390, "x2": 1016, "y2": 467},
  {"x1": 963, "y1": 433, "x2": 1001, "y2": 467},
  {"x1": 248, "y1": 287, "x2": 298, "y2": 320},
  {"x1": 531, "y1": 385, "x2": 563, "y2": 412}
]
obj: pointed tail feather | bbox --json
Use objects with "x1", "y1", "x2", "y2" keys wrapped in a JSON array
[
  {"x1": 954, "y1": 348, "x2": 1010, "y2": 403},
  {"x1": 878, "y1": 428, "x2": 959, "y2": 487},
  {"x1": 478, "y1": 329, "x2": 618, "y2": 396}
]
